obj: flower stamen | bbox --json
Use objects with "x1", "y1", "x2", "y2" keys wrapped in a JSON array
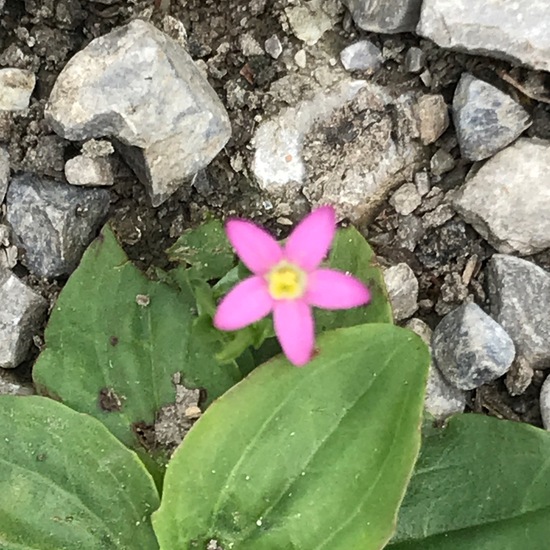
[{"x1": 267, "y1": 262, "x2": 307, "y2": 300}]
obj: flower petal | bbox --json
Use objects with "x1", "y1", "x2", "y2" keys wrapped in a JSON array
[
  {"x1": 306, "y1": 268, "x2": 371, "y2": 310},
  {"x1": 273, "y1": 300, "x2": 315, "y2": 366},
  {"x1": 226, "y1": 219, "x2": 283, "y2": 275},
  {"x1": 284, "y1": 206, "x2": 336, "y2": 271},
  {"x1": 214, "y1": 276, "x2": 273, "y2": 331}
]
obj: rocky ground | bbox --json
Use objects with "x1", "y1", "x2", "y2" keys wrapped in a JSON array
[{"x1": 1, "y1": 0, "x2": 550, "y2": 429}]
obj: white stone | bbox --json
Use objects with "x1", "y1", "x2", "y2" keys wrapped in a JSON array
[
  {"x1": 65, "y1": 155, "x2": 114, "y2": 187},
  {"x1": 455, "y1": 139, "x2": 550, "y2": 255},
  {"x1": 0, "y1": 147, "x2": 8, "y2": 204},
  {"x1": 390, "y1": 182, "x2": 421, "y2": 215},
  {"x1": 384, "y1": 263, "x2": 419, "y2": 321},
  {"x1": 340, "y1": 40, "x2": 382, "y2": 73},
  {"x1": 0, "y1": 68, "x2": 35, "y2": 111}
]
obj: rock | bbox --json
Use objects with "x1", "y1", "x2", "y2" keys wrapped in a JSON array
[
  {"x1": 21, "y1": 134, "x2": 66, "y2": 176},
  {"x1": 0, "y1": 270, "x2": 47, "y2": 369},
  {"x1": 455, "y1": 139, "x2": 550, "y2": 255},
  {"x1": 285, "y1": 0, "x2": 339, "y2": 46},
  {"x1": 430, "y1": 148, "x2": 455, "y2": 177},
  {"x1": 340, "y1": 40, "x2": 383, "y2": 73},
  {"x1": 487, "y1": 254, "x2": 550, "y2": 372},
  {"x1": 0, "y1": 369, "x2": 35, "y2": 396},
  {"x1": 0, "y1": 147, "x2": 8, "y2": 204},
  {"x1": 418, "y1": 0, "x2": 550, "y2": 72},
  {"x1": 0, "y1": 68, "x2": 35, "y2": 111},
  {"x1": 413, "y1": 94, "x2": 449, "y2": 145},
  {"x1": 81, "y1": 139, "x2": 114, "y2": 158},
  {"x1": 45, "y1": 20, "x2": 231, "y2": 206},
  {"x1": 238, "y1": 34, "x2": 264, "y2": 57},
  {"x1": 405, "y1": 47, "x2": 425, "y2": 73},
  {"x1": 414, "y1": 171, "x2": 431, "y2": 197},
  {"x1": 383, "y1": 263, "x2": 419, "y2": 321},
  {"x1": 6, "y1": 174, "x2": 110, "y2": 278},
  {"x1": 432, "y1": 303, "x2": 515, "y2": 390},
  {"x1": 265, "y1": 35, "x2": 283, "y2": 59},
  {"x1": 65, "y1": 155, "x2": 113, "y2": 187},
  {"x1": 540, "y1": 375, "x2": 550, "y2": 430},
  {"x1": 452, "y1": 74, "x2": 531, "y2": 161},
  {"x1": 343, "y1": 0, "x2": 422, "y2": 33},
  {"x1": 294, "y1": 49, "x2": 307, "y2": 69},
  {"x1": 406, "y1": 318, "x2": 467, "y2": 419},
  {"x1": 254, "y1": 79, "x2": 425, "y2": 222},
  {"x1": 389, "y1": 182, "x2": 421, "y2": 215},
  {"x1": 395, "y1": 214, "x2": 424, "y2": 251},
  {"x1": 422, "y1": 203, "x2": 455, "y2": 229}
]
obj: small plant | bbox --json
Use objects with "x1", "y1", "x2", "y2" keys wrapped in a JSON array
[{"x1": 1, "y1": 210, "x2": 549, "y2": 549}]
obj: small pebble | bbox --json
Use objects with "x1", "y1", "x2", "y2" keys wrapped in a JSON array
[
  {"x1": 390, "y1": 182, "x2": 421, "y2": 215},
  {"x1": 540, "y1": 375, "x2": 550, "y2": 430},
  {"x1": 265, "y1": 35, "x2": 283, "y2": 59},
  {"x1": 383, "y1": 263, "x2": 419, "y2": 321},
  {"x1": 0, "y1": 68, "x2": 35, "y2": 111},
  {"x1": 65, "y1": 155, "x2": 114, "y2": 187},
  {"x1": 294, "y1": 49, "x2": 307, "y2": 68},
  {"x1": 340, "y1": 40, "x2": 383, "y2": 73},
  {"x1": 405, "y1": 47, "x2": 425, "y2": 73}
]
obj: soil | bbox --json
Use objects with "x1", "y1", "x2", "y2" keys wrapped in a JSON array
[{"x1": 1, "y1": 0, "x2": 550, "y2": 428}]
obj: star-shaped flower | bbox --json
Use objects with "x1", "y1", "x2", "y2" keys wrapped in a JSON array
[{"x1": 214, "y1": 206, "x2": 371, "y2": 366}]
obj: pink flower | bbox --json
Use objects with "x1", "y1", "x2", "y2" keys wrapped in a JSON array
[{"x1": 213, "y1": 206, "x2": 371, "y2": 366}]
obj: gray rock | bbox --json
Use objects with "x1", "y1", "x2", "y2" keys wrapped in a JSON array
[
  {"x1": 430, "y1": 148, "x2": 455, "y2": 177},
  {"x1": 405, "y1": 47, "x2": 425, "y2": 73},
  {"x1": 455, "y1": 139, "x2": 550, "y2": 255},
  {"x1": 265, "y1": 35, "x2": 283, "y2": 59},
  {"x1": 540, "y1": 375, "x2": 550, "y2": 430},
  {"x1": 390, "y1": 182, "x2": 421, "y2": 215},
  {"x1": 340, "y1": 40, "x2": 383, "y2": 73},
  {"x1": 383, "y1": 263, "x2": 419, "y2": 321},
  {"x1": 343, "y1": 0, "x2": 422, "y2": 33},
  {"x1": 413, "y1": 94, "x2": 449, "y2": 145},
  {"x1": 395, "y1": 214, "x2": 424, "y2": 252},
  {"x1": 45, "y1": 19, "x2": 231, "y2": 206},
  {"x1": 406, "y1": 318, "x2": 466, "y2": 419},
  {"x1": 0, "y1": 270, "x2": 47, "y2": 369},
  {"x1": 0, "y1": 147, "x2": 8, "y2": 204},
  {"x1": 65, "y1": 155, "x2": 114, "y2": 187},
  {"x1": 0, "y1": 68, "x2": 35, "y2": 111},
  {"x1": 453, "y1": 74, "x2": 531, "y2": 161},
  {"x1": 418, "y1": 0, "x2": 550, "y2": 72},
  {"x1": 285, "y1": 1, "x2": 338, "y2": 45},
  {"x1": 0, "y1": 369, "x2": 35, "y2": 396},
  {"x1": 487, "y1": 254, "x2": 550, "y2": 372},
  {"x1": 6, "y1": 174, "x2": 110, "y2": 278},
  {"x1": 432, "y1": 303, "x2": 515, "y2": 390},
  {"x1": 81, "y1": 139, "x2": 114, "y2": 158},
  {"x1": 414, "y1": 171, "x2": 431, "y2": 197}
]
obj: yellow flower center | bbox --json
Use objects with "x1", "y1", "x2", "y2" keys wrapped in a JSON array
[{"x1": 267, "y1": 261, "x2": 307, "y2": 300}]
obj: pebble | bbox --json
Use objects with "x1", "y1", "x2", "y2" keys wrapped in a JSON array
[
  {"x1": 0, "y1": 147, "x2": 8, "y2": 204},
  {"x1": 406, "y1": 319, "x2": 467, "y2": 419},
  {"x1": 414, "y1": 171, "x2": 431, "y2": 197},
  {"x1": 418, "y1": 0, "x2": 550, "y2": 72},
  {"x1": 383, "y1": 263, "x2": 419, "y2": 321},
  {"x1": 0, "y1": 369, "x2": 34, "y2": 396},
  {"x1": 343, "y1": 0, "x2": 422, "y2": 33},
  {"x1": 452, "y1": 73, "x2": 531, "y2": 161},
  {"x1": 455, "y1": 138, "x2": 550, "y2": 255},
  {"x1": 0, "y1": 68, "x2": 35, "y2": 111},
  {"x1": 81, "y1": 139, "x2": 114, "y2": 158},
  {"x1": 404, "y1": 47, "x2": 425, "y2": 73},
  {"x1": 45, "y1": 20, "x2": 231, "y2": 207},
  {"x1": 294, "y1": 49, "x2": 307, "y2": 69},
  {"x1": 395, "y1": 214, "x2": 424, "y2": 252},
  {"x1": 413, "y1": 94, "x2": 449, "y2": 145},
  {"x1": 265, "y1": 35, "x2": 283, "y2": 59},
  {"x1": 0, "y1": 270, "x2": 47, "y2": 369},
  {"x1": 540, "y1": 376, "x2": 550, "y2": 430},
  {"x1": 487, "y1": 254, "x2": 550, "y2": 373},
  {"x1": 6, "y1": 173, "x2": 110, "y2": 278},
  {"x1": 389, "y1": 182, "x2": 421, "y2": 215},
  {"x1": 285, "y1": 1, "x2": 337, "y2": 46},
  {"x1": 340, "y1": 40, "x2": 383, "y2": 73},
  {"x1": 65, "y1": 155, "x2": 114, "y2": 187},
  {"x1": 430, "y1": 148, "x2": 455, "y2": 177},
  {"x1": 432, "y1": 303, "x2": 515, "y2": 390}
]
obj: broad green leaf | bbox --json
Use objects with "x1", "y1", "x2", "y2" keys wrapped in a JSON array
[
  {"x1": 0, "y1": 396, "x2": 159, "y2": 550},
  {"x1": 152, "y1": 324, "x2": 429, "y2": 550},
  {"x1": 166, "y1": 218, "x2": 234, "y2": 280},
  {"x1": 388, "y1": 415, "x2": 550, "y2": 550},
  {"x1": 33, "y1": 226, "x2": 243, "y2": 472},
  {"x1": 316, "y1": 226, "x2": 393, "y2": 329}
]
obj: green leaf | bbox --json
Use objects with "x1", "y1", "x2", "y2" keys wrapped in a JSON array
[
  {"x1": 33, "y1": 226, "x2": 243, "y2": 472},
  {"x1": 166, "y1": 219, "x2": 235, "y2": 280},
  {"x1": 152, "y1": 324, "x2": 429, "y2": 549},
  {"x1": 388, "y1": 415, "x2": 550, "y2": 550},
  {"x1": 316, "y1": 226, "x2": 393, "y2": 330},
  {"x1": 0, "y1": 396, "x2": 159, "y2": 549}
]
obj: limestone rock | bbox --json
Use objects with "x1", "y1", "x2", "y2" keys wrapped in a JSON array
[
  {"x1": 340, "y1": 40, "x2": 383, "y2": 73},
  {"x1": 0, "y1": 68, "x2": 35, "y2": 111},
  {"x1": 6, "y1": 174, "x2": 110, "y2": 278},
  {"x1": 455, "y1": 139, "x2": 550, "y2": 255},
  {"x1": 45, "y1": 20, "x2": 231, "y2": 206},
  {"x1": 418, "y1": 0, "x2": 550, "y2": 72},
  {"x1": 452, "y1": 74, "x2": 531, "y2": 161},
  {"x1": 65, "y1": 155, "x2": 114, "y2": 187},
  {"x1": 0, "y1": 270, "x2": 47, "y2": 369},
  {"x1": 343, "y1": 0, "x2": 422, "y2": 33},
  {"x1": 383, "y1": 263, "x2": 419, "y2": 321}
]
